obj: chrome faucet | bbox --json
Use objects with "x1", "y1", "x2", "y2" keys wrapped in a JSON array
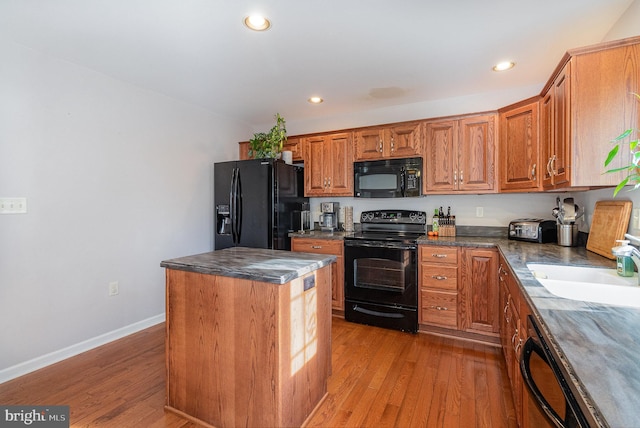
[{"x1": 612, "y1": 233, "x2": 640, "y2": 284}]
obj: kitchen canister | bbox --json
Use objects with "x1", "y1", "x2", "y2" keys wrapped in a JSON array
[
  {"x1": 344, "y1": 206, "x2": 354, "y2": 232},
  {"x1": 281, "y1": 150, "x2": 293, "y2": 164},
  {"x1": 557, "y1": 224, "x2": 578, "y2": 246}
]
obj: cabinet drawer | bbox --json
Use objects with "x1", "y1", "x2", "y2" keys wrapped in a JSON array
[
  {"x1": 292, "y1": 238, "x2": 343, "y2": 256},
  {"x1": 420, "y1": 246, "x2": 458, "y2": 265},
  {"x1": 421, "y1": 265, "x2": 458, "y2": 291},
  {"x1": 420, "y1": 290, "x2": 458, "y2": 328}
]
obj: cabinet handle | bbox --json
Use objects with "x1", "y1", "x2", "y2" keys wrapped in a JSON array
[
  {"x1": 459, "y1": 170, "x2": 463, "y2": 184},
  {"x1": 511, "y1": 329, "x2": 519, "y2": 347},
  {"x1": 504, "y1": 301, "x2": 511, "y2": 323},
  {"x1": 546, "y1": 157, "x2": 553, "y2": 178},
  {"x1": 390, "y1": 137, "x2": 395, "y2": 152},
  {"x1": 431, "y1": 275, "x2": 448, "y2": 280},
  {"x1": 312, "y1": 245, "x2": 322, "y2": 249},
  {"x1": 327, "y1": 177, "x2": 331, "y2": 187},
  {"x1": 429, "y1": 305, "x2": 449, "y2": 311},
  {"x1": 531, "y1": 163, "x2": 537, "y2": 180},
  {"x1": 379, "y1": 139, "x2": 383, "y2": 153},
  {"x1": 431, "y1": 254, "x2": 448, "y2": 258},
  {"x1": 551, "y1": 154, "x2": 557, "y2": 176},
  {"x1": 323, "y1": 178, "x2": 327, "y2": 188},
  {"x1": 515, "y1": 338, "x2": 523, "y2": 354},
  {"x1": 454, "y1": 170, "x2": 458, "y2": 184}
]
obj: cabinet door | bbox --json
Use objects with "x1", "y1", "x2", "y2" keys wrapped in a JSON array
[
  {"x1": 304, "y1": 136, "x2": 329, "y2": 196},
  {"x1": 283, "y1": 136, "x2": 304, "y2": 162},
  {"x1": 387, "y1": 122, "x2": 422, "y2": 158},
  {"x1": 325, "y1": 133, "x2": 353, "y2": 196},
  {"x1": 458, "y1": 114, "x2": 497, "y2": 192},
  {"x1": 291, "y1": 238, "x2": 344, "y2": 311},
  {"x1": 551, "y1": 63, "x2": 570, "y2": 187},
  {"x1": 424, "y1": 120, "x2": 458, "y2": 192},
  {"x1": 239, "y1": 141, "x2": 250, "y2": 160},
  {"x1": 499, "y1": 101, "x2": 541, "y2": 191},
  {"x1": 354, "y1": 128, "x2": 385, "y2": 161},
  {"x1": 459, "y1": 247, "x2": 499, "y2": 335},
  {"x1": 540, "y1": 92, "x2": 554, "y2": 188}
]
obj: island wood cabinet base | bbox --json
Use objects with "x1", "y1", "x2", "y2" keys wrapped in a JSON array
[{"x1": 164, "y1": 266, "x2": 332, "y2": 428}]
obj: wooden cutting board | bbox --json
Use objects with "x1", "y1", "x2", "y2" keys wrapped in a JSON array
[{"x1": 586, "y1": 200, "x2": 633, "y2": 259}]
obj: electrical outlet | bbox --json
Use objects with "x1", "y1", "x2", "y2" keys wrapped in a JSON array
[
  {"x1": 633, "y1": 208, "x2": 640, "y2": 230},
  {"x1": 476, "y1": 207, "x2": 484, "y2": 218},
  {"x1": 0, "y1": 197, "x2": 27, "y2": 214},
  {"x1": 108, "y1": 281, "x2": 119, "y2": 296}
]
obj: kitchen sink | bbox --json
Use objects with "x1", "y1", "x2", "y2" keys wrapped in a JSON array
[{"x1": 526, "y1": 263, "x2": 640, "y2": 308}]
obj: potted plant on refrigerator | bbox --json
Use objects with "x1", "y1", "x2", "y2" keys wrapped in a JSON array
[{"x1": 248, "y1": 113, "x2": 287, "y2": 159}]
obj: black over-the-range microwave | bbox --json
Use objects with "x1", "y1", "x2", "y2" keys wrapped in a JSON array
[{"x1": 354, "y1": 157, "x2": 422, "y2": 198}]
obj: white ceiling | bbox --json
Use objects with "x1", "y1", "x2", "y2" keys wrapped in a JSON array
[{"x1": 0, "y1": 0, "x2": 634, "y2": 129}]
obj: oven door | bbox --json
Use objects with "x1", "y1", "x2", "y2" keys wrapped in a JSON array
[
  {"x1": 520, "y1": 315, "x2": 590, "y2": 428},
  {"x1": 344, "y1": 240, "x2": 417, "y2": 306}
]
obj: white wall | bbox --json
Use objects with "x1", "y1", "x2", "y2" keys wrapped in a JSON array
[{"x1": 0, "y1": 39, "x2": 250, "y2": 378}]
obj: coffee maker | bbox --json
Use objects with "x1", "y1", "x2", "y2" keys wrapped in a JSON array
[{"x1": 319, "y1": 202, "x2": 339, "y2": 231}]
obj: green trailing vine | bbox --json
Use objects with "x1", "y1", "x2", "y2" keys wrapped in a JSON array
[{"x1": 604, "y1": 93, "x2": 640, "y2": 197}]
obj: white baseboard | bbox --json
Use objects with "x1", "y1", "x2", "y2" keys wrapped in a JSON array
[{"x1": 0, "y1": 313, "x2": 166, "y2": 385}]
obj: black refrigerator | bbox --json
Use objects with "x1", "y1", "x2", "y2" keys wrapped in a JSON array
[{"x1": 214, "y1": 159, "x2": 308, "y2": 251}]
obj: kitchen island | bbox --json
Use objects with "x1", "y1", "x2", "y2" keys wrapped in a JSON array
[{"x1": 160, "y1": 247, "x2": 336, "y2": 428}]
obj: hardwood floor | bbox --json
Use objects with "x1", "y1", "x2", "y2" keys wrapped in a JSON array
[{"x1": 0, "y1": 317, "x2": 516, "y2": 427}]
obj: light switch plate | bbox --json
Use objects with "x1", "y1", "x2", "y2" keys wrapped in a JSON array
[{"x1": 0, "y1": 198, "x2": 27, "y2": 214}]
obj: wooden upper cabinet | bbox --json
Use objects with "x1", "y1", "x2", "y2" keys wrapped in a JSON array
[
  {"x1": 239, "y1": 141, "x2": 250, "y2": 160},
  {"x1": 540, "y1": 36, "x2": 640, "y2": 188},
  {"x1": 499, "y1": 98, "x2": 541, "y2": 192},
  {"x1": 238, "y1": 138, "x2": 304, "y2": 162},
  {"x1": 304, "y1": 132, "x2": 353, "y2": 196},
  {"x1": 282, "y1": 136, "x2": 304, "y2": 162},
  {"x1": 458, "y1": 114, "x2": 497, "y2": 192},
  {"x1": 354, "y1": 122, "x2": 422, "y2": 161},
  {"x1": 424, "y1": 113, "x2": 497, "y2": 194},
  {"x1": 541, "y1": 63, "x2": 571, "y2": 189},
  {"x1": 424, "y1": 119, "x2": 458, "y2": 192}
]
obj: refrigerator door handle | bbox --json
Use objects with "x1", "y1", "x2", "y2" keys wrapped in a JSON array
[
  {"x1": 235, "y1": 167, "x2": 243, "y2": 243},
  {"x1": 230, "y1": 167, "x2": 238, "y2": 244}
]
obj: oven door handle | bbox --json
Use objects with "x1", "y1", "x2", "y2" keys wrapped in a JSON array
[
  {"x1": 344, "y1": 240, "x2": 417, "y2": 250},
  {"x1": 351, "y1": 304, "x2": 404, "y2": 319},
  {"x1": 520, "y1": 337, "x2": 568, "y2": 428}
]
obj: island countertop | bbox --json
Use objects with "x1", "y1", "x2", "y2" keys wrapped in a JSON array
[{"x1": 160, "y1": 247, "x2": 336, "y2": 284}]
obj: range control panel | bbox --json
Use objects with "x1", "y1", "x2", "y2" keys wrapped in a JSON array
[{"x1": 360, "y1": 210, "x2": 426, "y2": 224}]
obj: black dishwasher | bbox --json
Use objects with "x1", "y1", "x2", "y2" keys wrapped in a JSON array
[{"x1": 519, "y1": 315, "x2": 592, "y2": 428}]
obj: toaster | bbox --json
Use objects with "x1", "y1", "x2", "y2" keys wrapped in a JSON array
[{"x1": 508, "y1": 219, "x2": 557, "y2": 243}]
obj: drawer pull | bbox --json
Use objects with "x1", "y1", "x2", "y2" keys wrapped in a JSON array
[
  {"x1": 431, "y1": 275, "x2": 448, "y2": 280},
  {"x1": 429, "y1": 305, "x2": 449, "y2": 311},
  {"x1": 312, "y1": 245, "x2": 322, "y2": 249},
  {"x1": 431, "y1": 254, "x2": 448, "y2": 258}
]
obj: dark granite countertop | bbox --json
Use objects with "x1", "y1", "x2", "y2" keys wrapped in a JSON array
[
  {"x1": 292, "y1": 230, "x2": 637, "y2": 427},
  {"x1": 289, "y1": 230, "x2": 354, "y2": 240},
  {"x1": 419, "y1": 236, "x2": 638, "y2": 428},
  {"x1": 160, "y1": 247, "x2": 336, "y2": 284}
]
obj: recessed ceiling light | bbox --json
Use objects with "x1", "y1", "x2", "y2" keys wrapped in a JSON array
[
  {"x1": 493, "y1": 61, "x2": 515, "y2": 72},
  {"x1": 244, "y1": 15, "x2": 271, "y2": 31},
  {"x1": 308, "y1": 96, "x2": 323, "y2": 104}
]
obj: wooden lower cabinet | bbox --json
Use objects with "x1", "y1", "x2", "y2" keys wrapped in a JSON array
[
  {"x1": 292, "y1": 237, "x2": 344, "y2": 312},
  {"x1": 459, "y1": 247, "x2": 499, "y2": 337},
  {"x1": 419, "y1": 245, "x2": 459, "y2": 329},
  {"x1": 164, "y1": 266, "x2": 332, "y2": 428}
]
